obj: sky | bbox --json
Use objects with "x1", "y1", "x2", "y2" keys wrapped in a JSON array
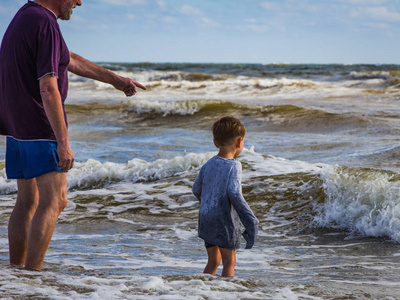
[{"x1": 0, "y1": 0, "x2": 400, "y2": 64}]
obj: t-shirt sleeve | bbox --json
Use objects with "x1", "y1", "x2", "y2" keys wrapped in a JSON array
[
  {"x1": 227, "y1": 161, "x2": 259, "y2": 249},
  {"x1": 36, "y1": 20, "x2": 61, "y2": 80},
  {"x1": 192, "y1": 166, "x2": 204, "y2": 201}
]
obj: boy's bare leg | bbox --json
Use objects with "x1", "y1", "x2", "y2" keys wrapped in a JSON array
[
  {"x1": 8, "y1": 178, "x2": 39, "y2": 266},
  {"x1": 24, "y1": 172, "x2": 68, "y2": 271},
  {"x1": 220, "y1": 248, "x2": 236, "y2": 277},
  {"x1": 203, "y1": 245, "x2": 222, "y2": 275}
]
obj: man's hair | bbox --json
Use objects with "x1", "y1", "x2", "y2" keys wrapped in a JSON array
[{"x1": 212, "y1": 116, "x2": 246, "y2": 146}]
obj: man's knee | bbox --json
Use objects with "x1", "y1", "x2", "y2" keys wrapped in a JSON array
[
  {"x1": 36, "y1": 171, "x2": 68, "y2": 213},
  {"x1": 16, "y1": 179, "x2": 39, "y2": 209},
  {"x1": 58, "y1": 187, "x2": 68, "y2": 212}
]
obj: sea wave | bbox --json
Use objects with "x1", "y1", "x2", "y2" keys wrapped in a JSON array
[
  {"x1": 348, "y1": 71, "x2": 392, "y2": 80},
  {"x1": 69, "y1": 72, "x2": 326, "y2": 97},
  {"x1": 123, "y1": 100, "x2": 372, "y2": 135},
  {"x1": 66, "y1": 148, "x2": 327, "y2": 190},
  {"x1": 0, "y1": 148, "x2": 326, "y2": 194},
  {"x1": 67, "y1": 64, "x2": 400, "y2": 106},
  {"x1": 67, "y1": 152, "x2": 215, "y2": 190},
  {"x1": 245, "y1": 161, "x2": 400, "y2": 243},
  {"x1": 141, "y1": 77, "x2": 319, "y2": 94},
  {"x1": 3, "y1": 147, "x2": 400, "y2": 243},
  {"x1": 65, "y1": 99, "x2": 374, "y2": 134},
  {"x1": 348, "y1": 70, "x2": 400, "y2": 80},
  {"x1": 0, "y1": 153, "x2": 212, "y2": 194},
  {"x1": 312, "y1": 166, "x2": 400, "y2": 241}
]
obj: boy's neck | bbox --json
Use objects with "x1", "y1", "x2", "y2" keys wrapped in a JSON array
[
  {"x1": 215, "y1": 136, "x2": 244, "y2": 159},
  {"x1": 217, "y1": 150, "x2": 235, "y2": 159},
  {"x1": 216, "y1": 144, "x2": 239, "y2": 159}
]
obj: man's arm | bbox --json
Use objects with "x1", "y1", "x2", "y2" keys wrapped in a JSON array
[
  {"x1": 39, "y1": 74, "x2": 74, "y2": 171},
  {"x1": 68, "y1": 52, "x2": 146, "y2": 96}
]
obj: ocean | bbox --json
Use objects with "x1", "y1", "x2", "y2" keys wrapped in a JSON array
[{"x1": 1, "y1": 63, "x2": 400, "y2": 299}]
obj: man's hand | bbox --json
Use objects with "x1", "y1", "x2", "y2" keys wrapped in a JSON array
[
  {"x1": 113, "y1": 76, "x2": 147, "y2": 97},
  {"x1": 57, "y1": 142, "x2": 74, "y2": 171}
]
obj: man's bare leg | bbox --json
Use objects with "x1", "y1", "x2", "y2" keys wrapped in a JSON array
[
  {"x1": 8, "y1": 178, "x2": 39, "y2": 266},
  {"x1": 24, "y1": 172, "x2": 68, "y2": 271}
]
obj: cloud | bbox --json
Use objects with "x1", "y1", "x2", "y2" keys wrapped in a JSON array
[
  {"x1": 260, "y1": 2, "x2": 280, "y2": 11},
  {"x1": 354, "y1": 6, "x2": 400, "y2": 22},
  {"x1": 244, "y1": 24, "x2": 269, "y2": 32},
  {"x1": 340, "y1": 0, "x2": 387, "y2": 4},
  {"x1": 157, "y1": 0, "x2": 167, "y2": 8},
  {"x1": 365, "y1": 22, "x2": 390, "y2": 29},
  {"x1": 200, "y1": 17, "x2": 219, "y2": 27},
  {"x1": 180, "y1": 5, "x2": 202, "y2": 16},
  {"x1": 163, "y1": 16, "x2": 177, "y2": 23},
  {"x1": 177, "y1": 4, "x2": 217, "y2": 27},
  {"x1": 97, "y1": 0, "x2": 147, "y2": 6},
  {"x1": 90, "y1": 24, "x2": 108, "y2": 30}
]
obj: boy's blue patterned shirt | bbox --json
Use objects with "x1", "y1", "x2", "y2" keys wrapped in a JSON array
[{"x1": 192, "y1": 155, "x2": 259, "y2": 249}]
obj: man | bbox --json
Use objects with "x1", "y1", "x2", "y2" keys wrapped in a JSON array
[{"x1": 0, "y1": 0, "x2": 146, "y2": 271}]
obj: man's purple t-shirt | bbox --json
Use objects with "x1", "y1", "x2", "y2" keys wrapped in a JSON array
[{"x1": 0, "y1": 1, "x2": 70, "y2": 140}]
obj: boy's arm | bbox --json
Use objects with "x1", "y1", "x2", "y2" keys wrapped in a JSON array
[
  {"x1": 68, "y1": 52, "x2": 146, "y2": 97},
  {"x1": 227, "y1": 162, "x2": 259, "y2": 249},
  {"x1": 192, "y1": 168, "x2": 204, "y2": 201}
]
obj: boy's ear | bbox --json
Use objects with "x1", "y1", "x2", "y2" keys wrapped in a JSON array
[
  {"x1": 213, "y1": 139, "x2": 220, "y2": 149},
  {"x1": 236, "y1": 137, "x2": 243, "y2": 148}
]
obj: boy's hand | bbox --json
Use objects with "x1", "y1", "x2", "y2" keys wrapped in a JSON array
[{"x1": 242, "y1": 230, "x2": 255, "y2": 249}]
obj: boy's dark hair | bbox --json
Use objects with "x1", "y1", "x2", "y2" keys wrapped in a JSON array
[{"x1": 212, "y1": 116, "x2": 246, "y2": 146}]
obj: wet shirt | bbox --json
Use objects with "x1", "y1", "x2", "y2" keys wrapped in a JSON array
[
  {"x1": 192, "y1": 155, "x2": 259, "y2": 249},
  {"x1": 0, "y1": 1, "x2": 70, "y2": 140}
]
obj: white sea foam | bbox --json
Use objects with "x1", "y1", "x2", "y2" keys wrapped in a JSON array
[
  {"x1": 66, "y1": 147, "x2": 329, "y2": 191},
  {"x1": 0, "y1": 148, "x2": 329, "y2": 195},
  {"x1": 313, "y1": 166, "x2": 400, "y2": 241},
  {"x1": 67, "y1": 152, "x2": 215, "y2": 190},
  {"x1": 349, "y1": 71, "x2": 391, "y2": 80},
  {"x1": 126, "y1": 99, "x2": 212, "y2": 116},
  {"x1": 272, "y1": 286, "x2": 323, "y2": 300},
  {"x1": 0, "y1": 168, "x2": 16, "y2": 194},
  {"x1": 68, "y1": 70, "x2": 358, "y2": 103},
  {"x1": 240, "y1": 147, "x2": 327, "y2": 179}
]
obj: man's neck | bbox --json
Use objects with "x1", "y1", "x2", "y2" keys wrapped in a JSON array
[{"x1": 33, "y1": 0, "x2": 58, "y2": 18}]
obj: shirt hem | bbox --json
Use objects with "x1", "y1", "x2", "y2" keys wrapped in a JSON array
[
  {"x1": 37, "y1": 71, "x2": 58, "y2": 80},
  {"x1": 4, "y1": 135, "x2": 56, "y2": 142}
]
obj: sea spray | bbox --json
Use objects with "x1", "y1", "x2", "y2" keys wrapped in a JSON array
[
  {"x1": 312, "y1": 166, "x2": 400, "y2": 241},
  {"x1": 67, "y1": 152, "x2": 215, "y2": 190},
  {"x1": 0, "y1": 168, "x2": 16, "y2": 195},
  {"x1": 126, "y1": 99, "x2": 211, "y2": 116}
]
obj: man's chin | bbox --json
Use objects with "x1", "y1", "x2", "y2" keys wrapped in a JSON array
[{"x1": 59, "y1": 11, "x2": 72, "y2": 20}]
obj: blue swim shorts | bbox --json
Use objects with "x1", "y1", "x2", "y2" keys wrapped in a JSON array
[{"x1": 5, "y1": 136, "x2": 65, "y2": 180}]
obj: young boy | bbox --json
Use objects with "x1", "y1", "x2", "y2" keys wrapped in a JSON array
[{"x1": 192, "y1": 116, "x2": 259, "y2": 277}]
